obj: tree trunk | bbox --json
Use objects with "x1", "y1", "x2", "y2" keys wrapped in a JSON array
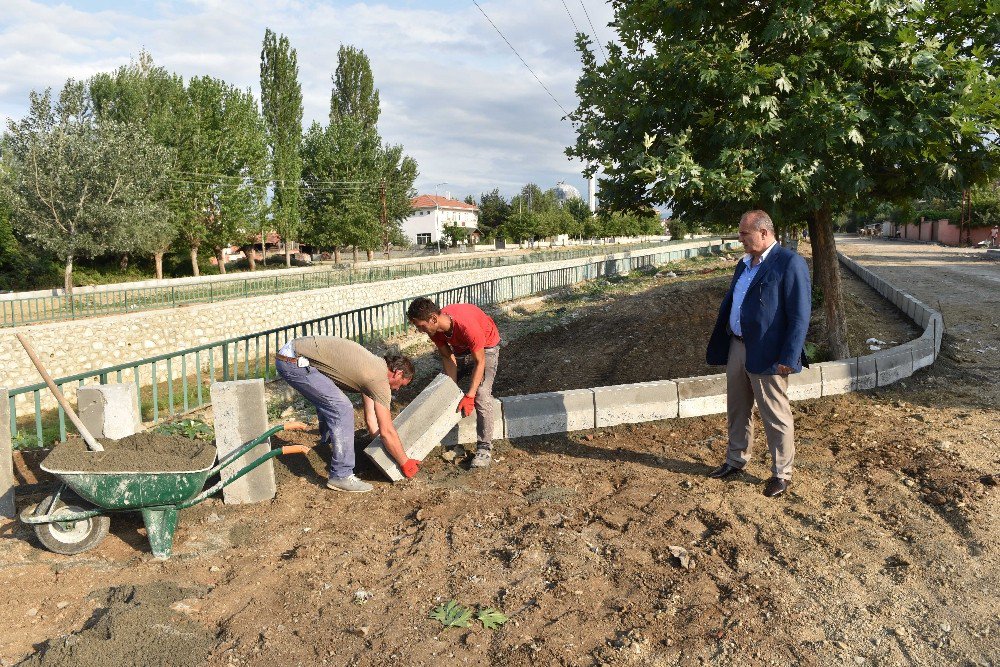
[
  {"x1": 119, "y1": 253, "x2": 129, "y2": 271},
  {"x1": 810, "y1": 204, "x2": 849, "y2": 360},
  {"x1": 154, "y1": 252, "x2": 164, "y2": 280},
  {"x1": 190, "y1": 247, "x2": 200, "y2": 277},
  {"x1": 215, "y1": 248, "x2": 227, "y2": 274},
  {"x1": 284, "y1": 247, "x2": 292, "y2": 268},
  {"x1": 64, "y1": 255, "x2": 74, "y2": 296},
  {"x1": 352, "y1": 246, "x2": 359, "y2": 262},
  {"x1": 242, "y1": 245, "x2": 256, "y2": 271},
  {"x1": 366, "y1": 250, "x2": 374, "y2": 261},
  {"x1": 333, "y1": 246, "x2": 341, "y2": 263}
]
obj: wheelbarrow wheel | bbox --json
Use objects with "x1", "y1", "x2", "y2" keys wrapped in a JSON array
[{"x1": 33, "y1": 495, "x2": 110, "y2": 555}]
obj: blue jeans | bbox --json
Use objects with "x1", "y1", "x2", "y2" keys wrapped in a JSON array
[{"x1": 276, "y1": 359, "x2": 356, "y2": 479}]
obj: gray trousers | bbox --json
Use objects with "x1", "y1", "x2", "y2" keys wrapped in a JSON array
[
  {"x1": 456, "y1": 346, "x2": 499, "y2": 451},
  {"x1": 725, "y1": 337, "x2": 795, "y2": 480}
]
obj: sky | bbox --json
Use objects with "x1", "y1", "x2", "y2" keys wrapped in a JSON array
[{"x1": 0, "y1": 0, "x2": 619, "y2": 202}]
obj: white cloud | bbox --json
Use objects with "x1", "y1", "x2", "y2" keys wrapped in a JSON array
[{"x1": 0, "y1": 0, "x2": 618, "y2": 200}]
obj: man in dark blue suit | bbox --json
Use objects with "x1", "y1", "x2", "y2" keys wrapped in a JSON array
[{"x1": 705, "y1": 210, "x2": 811, "y2": 497}]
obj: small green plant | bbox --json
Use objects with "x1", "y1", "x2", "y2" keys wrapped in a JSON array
[
  {"x1": 153, "y1": 419, "x2": 214, "y2": 440},
  {"x1": 476, "y1": 607, "x2": 509, "y2": 630},
  {"x1": 429, "y1": 600, "x2": 473, "y2": 628}
]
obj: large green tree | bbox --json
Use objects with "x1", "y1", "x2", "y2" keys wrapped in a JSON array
[
  {"x1": 1, "y1": 81, "x2": 171, "y2": 293},
  {"x1": 89, "y1": 52, "x2": 187, "y2": 278},
  {"x1": 177, "y1": 77, "x2": 268, "y2": 276},
  {"x1": 303, "y1": 44, "x2": 417, "y2": 261},
  {"x1": 570, "y1": 1, "x2": 1000, "y2": 358},
  {"x1": 260, "y1": 28, "x2": 304, "y2": 267}
]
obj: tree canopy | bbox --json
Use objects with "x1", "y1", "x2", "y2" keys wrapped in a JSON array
[{"x1": 569, "y1": 0, "x2": 1000, "y2": 357}]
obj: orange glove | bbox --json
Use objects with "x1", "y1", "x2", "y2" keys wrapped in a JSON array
[
  {"x1": 457, "y1": 395, "x2": 476, "y2": 418},
  {"x1": 401, "y1": 459, "x2": 420, "y2": 479}
]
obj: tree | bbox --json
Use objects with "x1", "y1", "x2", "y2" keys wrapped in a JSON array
[
  {"x1": 330, "y1": 45, "x2": 380, "y2": 131},
  {"x1": 1, "y1": 81, "x2": 170, "y2": 293},
  {"x1": 564, "y1": 196, "x2": 592, "y2": 233},
  {"x1": 570, "y1": 1, "x2": 1000, "y2": 359},
  {"x1": 374, "y1": 141, "x2": 418, "y2": 258},
  {"x1": 260, "y1": 28, "x2": 304, "y2": 267},
  {"x1": 176, "y1": 77, "x2": 267, "y2": 276},
  {"x1": 477, "y1": 189, "x2": 511, "y2": 239},
  {"x1": 89, "y1": 52, "x2": 187, "y2": 278}
]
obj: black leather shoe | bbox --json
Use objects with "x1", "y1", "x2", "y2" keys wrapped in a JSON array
[
  {"x1": 763, "y1": 477, "x2": 789, "y2": 497},
  {"x1": 708, "y1": 463, "x2": 744, "y2": 479}
]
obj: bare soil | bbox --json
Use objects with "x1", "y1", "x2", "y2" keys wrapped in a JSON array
[{"x1": 1, "y1": 240, "x2": 997, "y2": 667}]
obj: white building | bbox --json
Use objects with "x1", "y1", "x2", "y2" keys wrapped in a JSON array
[{"x1": 402, "y1": 194, "x2": 480, "y2": 245}]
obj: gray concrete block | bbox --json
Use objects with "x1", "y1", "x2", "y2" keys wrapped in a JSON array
[
  {"x1": 818, "y1": 360, "x2": 857, "y2": 396},
  {"x1": 904, "y1": 295, "x2": 917, "y2": 321},
  {"x1": 501, "y1": 389, "x2": 596, "y2": 439},
  {"x1": 929, "y1": 313, "x2": 943, "y2": 356},
  {"x1": 892, "y1": 288, "x2": 906, "y2": 314},
  {"x1": 787, "y1": 366, "x2": 822, "y2": 401},
  {"x1": 1, "y1": 388, "x2": 12, "y2": 521},
  {"x1": 211, "y1": 379, "x2": 275, "y2": 504},
  {"x1": 441, "y1": 398, "x2": 503, "y2": 447},
  {"x1": 915, "y1": 305, "x2": 931, "y2": 329},
  {"x1": 593, "y1": 381, "x2": 679, "y2": 427},
  {"x1": 365, "y1": 373, "x2": 463, "y2": 481},
  {"x1": 911, "y1": 334, "x2": 935, "y2": 372},
  {"x1": 875, "y1": 345, "x2": 914, "y2": 387},
  {"x1": 676, "y1": 374, "x2": 727, "y2": 418},
  {"x1": 77, "y1": 383, "x2": 141, "y2": 440},
  {"x1": 856, "y1": 355, "x2": 877, "y2": 391}
]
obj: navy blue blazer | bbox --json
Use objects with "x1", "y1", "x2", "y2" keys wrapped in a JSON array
[{"x1": 706, "y1": 243, "x2": 811, "y2": 375}]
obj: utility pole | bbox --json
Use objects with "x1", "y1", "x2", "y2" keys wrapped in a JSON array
[{"x1": 380, "y1": 180, "x2": 390, "y2": 259}]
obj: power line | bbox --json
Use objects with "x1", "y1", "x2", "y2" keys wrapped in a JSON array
[
  {"x1": 560, "y1": 0, "x2": 581, "y2": 35},
  {"x1": 471, "y1": 0, "x2": 572, "y2": 118},
  {"x1": 578, "y1": 0, "x2": 608, "y2": 63}
]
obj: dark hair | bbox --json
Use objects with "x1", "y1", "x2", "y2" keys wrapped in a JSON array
[
  {"x1": 384, "y1": 355, "x2": 415, "y2": 380},
  {"x1": 407, "y1": 297, "x2": 441, "y2": 321}
]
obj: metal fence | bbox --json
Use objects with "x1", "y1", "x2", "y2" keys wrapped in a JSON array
[
  {"x1": 7, "y1": 240, "x2": 733, "y2": 448},
  {"x1": 1, "y1": 241, "x2": 671, "y2": 327}
]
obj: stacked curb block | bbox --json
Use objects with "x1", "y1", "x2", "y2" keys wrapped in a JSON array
[{"x1": 494, "y1": 252, "x2": 943, "y2": 442}]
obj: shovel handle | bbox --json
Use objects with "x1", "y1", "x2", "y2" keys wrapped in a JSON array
[
  {"x1": 281, "y1": 445, "x2": 311, "y2": 455},
  {"x1": 15, "y1": 334, "x2": 104, "y2": 452}
]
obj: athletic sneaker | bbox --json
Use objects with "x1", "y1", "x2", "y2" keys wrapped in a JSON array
[
  {"x1": 326, "y1": 475, "x2": 373, "y2": 493},
  {"x1": 469, "y1": 450, "x2": 492, "y2": 469}
]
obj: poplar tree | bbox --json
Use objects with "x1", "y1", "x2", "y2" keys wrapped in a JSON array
[
  {"x1": 260, "y1": 28, "x2": 304, "y2": 267},
  {"x1": 330, "y1": 45, "x2": 381, "y2": 130}
]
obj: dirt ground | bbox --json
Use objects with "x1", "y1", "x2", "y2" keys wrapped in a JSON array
[{"x1": 1, "y1": 239, "x2": 997, "y2": 667}]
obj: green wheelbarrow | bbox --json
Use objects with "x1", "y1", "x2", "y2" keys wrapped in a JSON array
[{"x1": 20, "y1": 425, "x2": 307, "y2": 559}]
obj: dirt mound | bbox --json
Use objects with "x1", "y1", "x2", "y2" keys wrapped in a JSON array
[
  {"x1": 42, "y1": 432, "x2": 216, "y2": 473},
  {"x1": 17, "y1": 583, "x2": 214, "y2": 667}
]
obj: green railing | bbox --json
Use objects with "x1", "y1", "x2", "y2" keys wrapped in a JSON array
[
  {"x1": 1, "y1": 241, "x2": 670, "y2": 327},
  {"x1": 7, "y1": 240, "x2": 734, "y2": 448}
]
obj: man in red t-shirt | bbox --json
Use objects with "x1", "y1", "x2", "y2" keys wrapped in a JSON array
[{"x1": 407, "y1": 297, "x2": 501, "y2": 468}]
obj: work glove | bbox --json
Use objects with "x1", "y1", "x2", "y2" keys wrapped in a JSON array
[
  {"x1": 401, "y1": 459, "x2": 420, "y2": 479},
  {"x1": 457, "y1": 395, "x2": 476, "y2": 418}
]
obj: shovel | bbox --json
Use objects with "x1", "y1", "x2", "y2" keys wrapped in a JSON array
[{"x1": 15, "y1": 333, "x2": 104, "y2": 452}]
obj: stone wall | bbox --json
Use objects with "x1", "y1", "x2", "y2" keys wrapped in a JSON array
[{"x1": 3, "y1": 240, "x2": 727, "y2": 414}]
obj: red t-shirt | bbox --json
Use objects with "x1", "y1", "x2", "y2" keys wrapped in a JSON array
[{"x1": 431, "y1": 304, "x2": 500, "y2": 356}]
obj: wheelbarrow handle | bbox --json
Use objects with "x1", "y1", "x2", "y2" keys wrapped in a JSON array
[
  {"x1": 209, "y1": 425, "x2": 286, "y2": 476},
  {"x1": 176, "y1": 429, "x2": 308, "y2": 510}
]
